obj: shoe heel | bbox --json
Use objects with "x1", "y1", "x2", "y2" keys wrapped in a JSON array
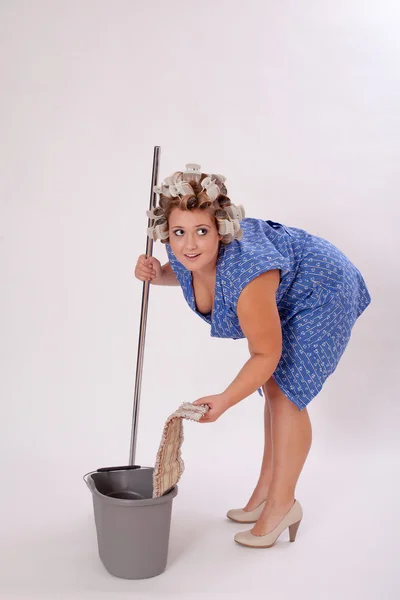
[{"x1": 288, "y1": 519, "x2": 301, "y2": 542}]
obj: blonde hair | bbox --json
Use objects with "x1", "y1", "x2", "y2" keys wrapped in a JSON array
[{"x1": 147, "y1": 164, "x2": 245, "y2": 245}]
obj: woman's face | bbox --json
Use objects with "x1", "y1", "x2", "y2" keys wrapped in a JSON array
[{"x1": 168, "y1": 208, "x2": 222, "y2": 272}]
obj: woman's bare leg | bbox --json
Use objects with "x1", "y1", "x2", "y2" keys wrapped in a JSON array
[
  {"x1": 251, "y1": 377, "x2": 312, "y2": 535},
  {"x1": 243, "y1": 384, "x2": 273, "y2": 511}
]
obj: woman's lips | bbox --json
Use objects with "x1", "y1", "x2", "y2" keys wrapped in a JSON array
[{"x1": 184, "y1": 253, "x2": 201, "y2": 261}]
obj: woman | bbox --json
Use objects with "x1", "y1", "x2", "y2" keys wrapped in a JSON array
[{"x1": 134, "y1": 163, "x2": 371, "y2": 549}]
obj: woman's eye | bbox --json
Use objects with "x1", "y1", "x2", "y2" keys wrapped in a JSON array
[{"x1": 173, "y1": 228, "x2": 208, "y2": 236}]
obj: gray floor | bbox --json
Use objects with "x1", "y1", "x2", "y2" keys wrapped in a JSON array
[{"x1": 1, "y1": 443, "x2": 397, "y2": 600}]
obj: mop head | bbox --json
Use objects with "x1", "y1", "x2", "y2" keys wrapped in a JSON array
[{"x1": 152, "y1": 402, "x2": 210, "y2": 498}]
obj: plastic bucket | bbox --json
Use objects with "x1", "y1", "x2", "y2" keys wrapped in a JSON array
[{"x1": 84, "y1": 465, "x2": 178, "y2": 579}]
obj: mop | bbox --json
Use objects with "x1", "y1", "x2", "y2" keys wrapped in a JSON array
[
  {"x1": 83, "y1": 146, "x2": 209, "y2": 580},
  {"x1": 152, "y1": 402, "x2": 210, "y2": 498}
]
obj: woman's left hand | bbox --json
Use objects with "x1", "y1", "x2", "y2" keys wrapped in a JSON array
[{"x1": 192, "y1": 394, "x2": 231, "y2": 423}]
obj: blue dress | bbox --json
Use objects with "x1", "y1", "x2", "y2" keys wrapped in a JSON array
[{"x1": 165, "y1": 218, "x2": 371, "y2": 410}]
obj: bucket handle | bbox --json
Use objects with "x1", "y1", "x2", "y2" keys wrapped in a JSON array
[
  {"x1": 83, "y1": 465, "x2": 142, "y2": 490},
  {"x1": 96, "y1": 465, "x2": 141, "y2": 473}
]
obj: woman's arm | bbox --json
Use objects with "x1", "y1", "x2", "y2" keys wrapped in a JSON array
[
  {"x1": 221, "y1": 269, "x2": 282, "y2": 407},
  {"x1": 152, "y1": 261, "x2": 181, "y2": 286}
]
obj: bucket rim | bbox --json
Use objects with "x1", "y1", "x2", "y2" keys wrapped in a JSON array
[{"x1": 83, "y1": 467, "x2": 178, "y2": 506}]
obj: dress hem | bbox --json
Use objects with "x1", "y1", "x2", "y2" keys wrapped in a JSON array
[{"x1": 271, "y1": 373, "x2": 309, "y2": 411}]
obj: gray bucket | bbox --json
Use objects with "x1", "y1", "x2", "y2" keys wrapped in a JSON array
[{"x1": 84, "y1": 465, "x2": 178, "y2": 579}]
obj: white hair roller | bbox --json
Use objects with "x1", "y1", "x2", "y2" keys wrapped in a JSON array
[
  {"x1": 217, "y1": 219, "x2": 235, "y2": 236},
  {"x1": 146, "y1": 208, "x2": 164, "y2": 220},
  {"x1": 169, "y1": 180, "x2": 194, "y2": 197},
  {"x1": 212, "y1": 173, "x2": 227, "y2": 183},
  {"x1": 201, "y1": 176, "x2": 221, "y2": 202},
  {"x1": 225, "y1": 204, "x2": 245, "y2": 221},
  {"x1": 147, "y1": 223, "x2": 169, "y2": 241},
  {"x1": 182, "y1": 163, "x2": 202, "y2": 182},
  {"x1": 153, "y1": 183, "x2": 173, "y2": 198}
]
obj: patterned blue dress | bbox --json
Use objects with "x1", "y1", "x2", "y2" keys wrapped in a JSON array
[{"x1": 165, "y1": 218, "x2": 371, "y2": 410}]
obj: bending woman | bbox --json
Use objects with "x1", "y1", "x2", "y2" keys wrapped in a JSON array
[{"x1": 134, "y1": 163, "x2": 371, "y2": 549}]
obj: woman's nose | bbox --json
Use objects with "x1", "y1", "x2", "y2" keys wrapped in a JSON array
[{"x1": 185, "y1": 233, "x2": 198, "y2": 250}]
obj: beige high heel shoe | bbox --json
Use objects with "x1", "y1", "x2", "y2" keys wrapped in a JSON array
[
  {"x1": 226, "y1": 500, "x2": 267, "y2": 523},
  {"x1": 234, "y1": 499, "x2": 303, "y2": 548}
]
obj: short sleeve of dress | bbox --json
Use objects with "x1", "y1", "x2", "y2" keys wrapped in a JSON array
[{"x1": 227, "y1": 236, "x2": 291, "y2": 312}]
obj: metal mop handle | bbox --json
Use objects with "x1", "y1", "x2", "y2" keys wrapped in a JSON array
[{"x1": 129, "y1": 145, "x2": 161, "y2": 464}]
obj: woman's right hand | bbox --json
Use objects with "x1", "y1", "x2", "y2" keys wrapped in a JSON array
[{"x1": 134, "y1": 254, "x2": 164, "y2": 284}]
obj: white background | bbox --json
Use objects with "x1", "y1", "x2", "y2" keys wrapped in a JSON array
[{"x1": 1, "y1": 0, "x2": 399, "y2": 598}]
